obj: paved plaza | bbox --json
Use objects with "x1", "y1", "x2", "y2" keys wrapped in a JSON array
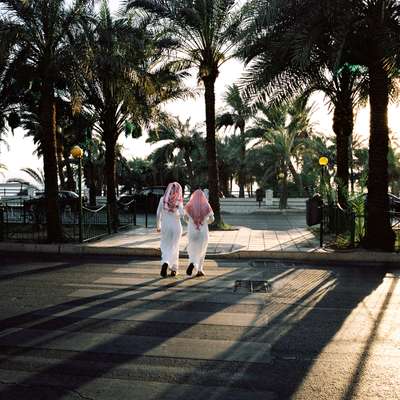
[
  {"x1": 0, "y1": 254, "x2": 399, "y2": 399},
  {"x1": 90, "y1": 212, "x2": 320, "y2": 255}
]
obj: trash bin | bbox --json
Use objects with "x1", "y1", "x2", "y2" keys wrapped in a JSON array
[{"x1": 306, "y1": 194, "x2": 323, "y2": 226}]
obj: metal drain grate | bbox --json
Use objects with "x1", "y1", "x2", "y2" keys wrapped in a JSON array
[{"x1": 234, "y1": 280, "x2": 271, "y2": 293}]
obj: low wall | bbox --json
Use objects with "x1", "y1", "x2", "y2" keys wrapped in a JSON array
[{"x1": 220, "y1": 198, "x2": 307, "y2": 213}]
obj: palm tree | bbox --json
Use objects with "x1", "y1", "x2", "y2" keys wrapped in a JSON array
[
  {"x1": 147, "y1": 117, "x2": 201, "y2": 191},
  {"x1": 1, "y1": 0, "x2": 93, "y2": 242},
  {"x1": 239, "y1": 3, "x2": 370, "y2": 208},
  {"x1": 127, "y1": 0, "x2": 244, "y2": 226},
  {"x1": 242, "y1": 0, "x2": 398, "y2": 250},
  {"x1": 216, "y1": 135, "x2": 240, "y2": 196},
  {"x1": 78, "y1": 2, "x2": 188, "y2": 230},
  {"x1": 247, "y1": 97, "x2": 314, "y2": 208},
  {"x1": 20, "y1": 167, "x2": 45, "y2": 188},
  {"x1": 148, "y1": 146, "x2": 188, "y2": 189},
  {"x1": 82, "y1": 132, "x2": 105, "y2": 206},
  {"x1": 217, "y1": 84, "x2": 253, "y2": 197},
  {"x1": 119, "y1": 157, "x2": 154, "y2": 194},
  {"x1": 0, "y1": 13, "x2": 24, "y2": 147}
]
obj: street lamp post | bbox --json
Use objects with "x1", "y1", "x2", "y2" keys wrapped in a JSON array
[
  {"x1": 71, "y1": 145, "x2": 84, "y2": 243},
  {"x1": 278, "y1": 172, "x2": 285, "y2": 209},
  {"x1": 318, "y1": 156, "x2": 329, "y2": 247},
  {"x1": 319, "y1": 156, "x2": 329, "y2": 196}
]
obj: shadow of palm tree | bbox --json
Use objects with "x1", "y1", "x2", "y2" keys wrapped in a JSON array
[
  {"x1": 0, "y1": 257, "x2": 282, "y2": 398},
  {"x1": 153, "y1": 263, "x2": 388, "y2": 399},
  {"x1": 0, "y1": 257, "x2": 388, "y2": 399}
]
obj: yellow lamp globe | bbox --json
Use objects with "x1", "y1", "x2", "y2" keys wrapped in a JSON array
[
  {"x1": 319, "y1": 156, "x2": 329, "y2": 166},
  {"x1": 70, "y1": 145, "x2": 83, "y2": 159}
]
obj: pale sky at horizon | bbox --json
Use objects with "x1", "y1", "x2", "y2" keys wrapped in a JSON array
[{"x1": 1, "y1": 0, "x2": 399, "y2": 184}]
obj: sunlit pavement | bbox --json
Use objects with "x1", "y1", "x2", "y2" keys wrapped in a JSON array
[
  {"x1": 89, "y1": 212, "x2": 319, "y2": 254},
  {"x1": 0, "y1": 254, "x2": 399, "y2": 399}
]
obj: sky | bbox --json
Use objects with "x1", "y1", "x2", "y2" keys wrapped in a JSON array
[{"x1": 1, "y1": 0, "x2": 399, "y2": 184}]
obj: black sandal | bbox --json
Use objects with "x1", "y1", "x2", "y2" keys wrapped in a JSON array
[
  {"x1": 160, "y1": 263, "x2": 168, "y2": 278},
  {"x1": 186, "y1": 263, "x2": 194, "y2": 276}
]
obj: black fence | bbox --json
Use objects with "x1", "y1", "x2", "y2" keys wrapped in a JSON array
[
  {"x1": 315, "y1": 203, "x2": 400, "y2": 251},
  {"x1": 324, "y1": 204, "x2": 356, "y2": 246},
  {"x1": 0, "y1": 199, "x2": 138, "y2": 243}
]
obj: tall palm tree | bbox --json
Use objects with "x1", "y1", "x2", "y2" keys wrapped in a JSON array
[
  {"x1": 217, "y1": 84, "x2": 253, "y2": 197},
  {"x1": 247, "y1": 97, "x2": 314, "y2": 208},
  {"x1": 78, "y1": 2, "x2": 188, "y2": 230},
  {"x1": 147, "y1": 117, "x2": 201, "y2": 191},
  {"x1": 344, "y1": 0, "x2": 399, "y2": 251},
  {"x1": 127, "y1": 0, "x2": 244, "y2": 226},
  {"x1": 239, "y1": 3, "x2": 369, "y2": 208},
  {"x1": 0, "y1": 13, "x2": 24, "y2": 146},
  {"x1": 242, "y1": 0, "x2": 398, "y2": 250},
  {"x1": 1, "y1": 0, "x2": 93, "y2": 242}
]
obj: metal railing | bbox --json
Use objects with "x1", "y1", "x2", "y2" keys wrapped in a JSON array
[
  {"x1": 117, "y1": 199, "x2": 137, "y2": 229},
  {"x1": 0, "y1": 199, "x2": 138, "y2": 243},
  {"x1": 0, "y1": 203, "x2": 47, "y2": 242},
  {"x1": 319, "y1": 204, "x2": 400, "y2": 251}
]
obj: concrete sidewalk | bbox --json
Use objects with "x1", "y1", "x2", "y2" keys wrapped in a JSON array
[
  {"x1": 88, "y1": 225, "x2": 319, "y2": 254},
  {"x1": 0, "y1": 210, "x2": 399, "y2": 265},
  {"x1": 125, "y1": 211, "x2": 319, "y2": 254}
]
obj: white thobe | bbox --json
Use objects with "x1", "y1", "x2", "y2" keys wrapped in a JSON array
[
  {"x1": 156, "y1": 197, "x2": 184, "y2": 272},
  {"x1": 185, "y1": 212, "x2": 214, "y2": 274}
]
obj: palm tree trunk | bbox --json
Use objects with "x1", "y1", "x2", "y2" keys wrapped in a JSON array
[
  {"x1": 56, "y1": 129, "x2": 65, "y2": 189},
  {"x1": 183, "y1": 154, "x2": 195, "y2": 191},
  {"x1": 39, "y1": 80, "x2": 63, "y2": 242},
  {"x1": 63, "y1": 149, "x2": 76, "y2": 191},
  {"x1": 87, "y1": 151, "x2": 97, "y2": 207},
  {"x1": 57, "y1": 153, "x2": 65, "y2": 189},
  {"x1": 238, "y1": 127, "x2": 246, "y2": 198},
  {"x1": 333, "y1": 102, "x2": 352, "y2": 208},
  {"x1": 218, "y1": 162, "x2": 230, "y2": 197},
  {"x1": 365, "y1": 61, "x2": 395, "y2": 251},
  {"x1": 279, "y1": 172, "x2": 288, "y2": 209},
  {"x1": 288, "y1": 160, "x2": 303, "y2": 196},
  {"x1": 203, "y1": 76, "x2": 222, "y2": 225},
  {"x1": 105, "y1": 135, "x2": 118, "y2": 232}
]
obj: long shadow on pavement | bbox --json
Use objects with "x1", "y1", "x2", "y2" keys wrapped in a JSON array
[
  {"x1": 0, "y1": 256, "x2": 387, "y2": 399},
  {"x1": 0, "y1": 257, "x2": 278, "y2": 399},
  {"x1": 154, "y1": 263, "x2": 388, "y2": 399}
]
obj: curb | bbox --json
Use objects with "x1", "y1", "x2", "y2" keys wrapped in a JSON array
[{"x1": 0, "y1": 242, "x2": 398, "y2": 266}]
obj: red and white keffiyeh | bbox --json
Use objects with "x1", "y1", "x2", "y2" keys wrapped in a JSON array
[
  {"x1": 163, "y1": 182, "x2": 183, "y2": 212},
  {"x1": 184, "y1": 189, "x2": 213, "y2": 230}
]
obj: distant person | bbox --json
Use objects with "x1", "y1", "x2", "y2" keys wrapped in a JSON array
[
  {"x1": 203, "y1": 188, "x2": 209, "y2": 200},
  {"x1": 156, "y1": 182, "x2": 184, "y2": 278},
  {"x1": 184, "y1": 189, "x2": 214, "y2": 277}
]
